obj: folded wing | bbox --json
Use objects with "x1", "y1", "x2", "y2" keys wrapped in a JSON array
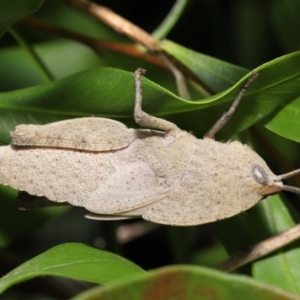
[{"x1": 11, "y1": 117, "x2": 135, "y2": 151}]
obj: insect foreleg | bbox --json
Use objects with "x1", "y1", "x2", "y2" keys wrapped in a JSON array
[
  {"x1": 204, "y1": 72, "x2": 259, "y2": 139},
  {"x1": 134, "y1": 68, "x2": 179, "y2": 134}
]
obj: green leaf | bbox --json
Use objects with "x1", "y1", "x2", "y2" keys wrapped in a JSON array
[
  {"x1": 0, "y1": 0, "x2": 44, "y2": 38},
  {"x1": 159, "y1": 40, "x2": 249, "y2": 92},
  {"x1": 251, "y1": 195, "x2": 300, "y2": 295},
  {"x1": 72, "y1": 265, "x2": 300, "y2": 300},
  {"x1": 0, "y1": 243, "x2": 144, "y2": 294},
  {"x1": 214, "y1": 194, "x2": 300, "y2": 295},
  {"x1": 266, "y1": 95, "x2": 300, "y2": 142},
  {"x1": 0, "y1": 51, "x2": 300, "y2": 143}
]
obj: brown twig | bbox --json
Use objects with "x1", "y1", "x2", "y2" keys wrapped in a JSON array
[
  {"x1": 19, "y1": 17, "x2": 166, "y2": 68},
  {"x1": 62, "y1": 0, "x2": 191, "y2": 98},
  {"x1": 63, "y1": 0, "x2": 158, "y2": 50},
  {"x1": 20, "y1": 1, "x2": 201, "y2": 98},
  {"x1": 216, "y1": 223, "x2": 300, "y2": 272}
]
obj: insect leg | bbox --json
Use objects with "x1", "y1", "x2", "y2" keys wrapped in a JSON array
[
  {"x1": 204, "y1": 72, "x2": 259, "y2": 139},
  {"x1": 134, "y1": 68, "x2": 179, "y2": 133}
]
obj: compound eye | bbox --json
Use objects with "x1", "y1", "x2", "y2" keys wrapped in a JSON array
[{"x1": 251, "y1": 164, "x2": 268, "y2": 185}]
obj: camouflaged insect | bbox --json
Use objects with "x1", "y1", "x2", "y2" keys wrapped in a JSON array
[{"x1": 1, "y1": 68, "x2": 300, "y2": 226}]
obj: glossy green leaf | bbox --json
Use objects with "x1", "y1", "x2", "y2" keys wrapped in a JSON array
[
  {"x1": 72, "y1": 265, "x2": 300, "y2": 300},
  {"x1": 0, "y1": 0, "x2": 44, "y2": 38},
  {"x1": 0, "y1": 40, "x2": 104, "y2": 90},
  {"x1": 251, "y1": 195, "x2": 300, "y2": 295},
  {"x1": 0, "y1": 51, "x2": 300, "y2": 144},
  {"x1": 159, "y1": 40, "x2": 249, "y2": 92},
  {"x1": 266, "y1": 95, "x2": 300, "y2": 142},
  {"x1": 0, "y1": 243, "x2": 144, "y2": 294}
]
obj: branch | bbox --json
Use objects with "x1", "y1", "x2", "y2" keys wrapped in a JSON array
[
  {"x1": 63, "y1": 0, "x2": 158, "y2": 50},
  {"x1": 62, "y1": 0, "x2": 191, "y2": 99},
  {"x1": 216, "y1": 223, "x2": 300, "y2": 272},
  {"x1": 19, "y1": 17, "x2": 165, "y2": 68}
]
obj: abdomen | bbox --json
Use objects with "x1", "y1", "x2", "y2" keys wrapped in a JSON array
[{"x1": 0, "y1": 145, "x2": 115, "y2": 207}]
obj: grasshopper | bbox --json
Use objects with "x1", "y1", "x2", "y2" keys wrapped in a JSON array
[{"x1": 1, "y1": 68, "x2": 300, "y2": 225}]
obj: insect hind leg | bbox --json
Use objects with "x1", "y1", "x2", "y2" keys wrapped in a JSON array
[{"x1": 134, "y1": 68, "x2": 178, "y2": 134}]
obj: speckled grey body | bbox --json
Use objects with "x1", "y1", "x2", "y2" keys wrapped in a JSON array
[
  {"x1": 0, "y1": 69, "x2": 290, "y2": 225},
  {"x1": 0, "y1": 122, "x2": 282, "y2": 225}
]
